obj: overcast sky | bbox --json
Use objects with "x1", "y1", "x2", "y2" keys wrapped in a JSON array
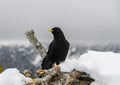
[{"x1": 0, "y1": 0, "x2": 120, "y2": 43}]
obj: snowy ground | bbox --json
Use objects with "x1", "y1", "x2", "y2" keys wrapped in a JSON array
[
  {"x1": 0, "y1": 68, "x2": 31, "y2": 85},
  {"x1": 60, "y1": 51, "x2": 120, "y2": 85},
  {"x1": 0, "y1": 51, "x2": 120, "y2": 85}
]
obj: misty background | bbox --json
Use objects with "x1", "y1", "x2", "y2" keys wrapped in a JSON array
[
  {"x1": 0, "y1": 0, "x2": 120, "y2": 75},
  {"x1": 0, "y1": 0, "x2": 120, "y2": 43}
]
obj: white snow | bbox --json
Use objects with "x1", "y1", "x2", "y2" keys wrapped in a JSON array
[
  {"x1": 0, "y1": 68, "x2": 31, "y2": 85},
  {"x1": 31, "y1": 55, "x2": 42, "y2": 67},
  {"x1": 1, "y1": 51, "x2": 120, "y2": 85},
  {"x1": 60, "y1": 51, "x2": 120, "y2": 85}
]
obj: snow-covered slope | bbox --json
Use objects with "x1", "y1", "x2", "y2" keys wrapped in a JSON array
[
  {"x1": 60, "y1": 51, "x2": 120, "y2": 85},
  {"x1": 0, "y1": 68, "x2": 31, "y2": 85}
]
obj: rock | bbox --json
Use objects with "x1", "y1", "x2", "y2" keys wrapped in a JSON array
[{"x1": 25, "y1": 69, "x2": 94, "y2": 85}]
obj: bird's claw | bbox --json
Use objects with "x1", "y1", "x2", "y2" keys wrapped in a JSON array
[
  {"x1": 36, "y1": 69, "x2": 45, "y2": 76},
  {"x1": 53, "y1": 64, "x2": 61, "y2": 71},
  {"x1": 55, "y1": 65, "x2": 61, "y2": 71}
]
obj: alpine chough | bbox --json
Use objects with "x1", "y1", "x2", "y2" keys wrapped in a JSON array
[{"x1": 41, "y1": 27, "x2": 70, "y2": 70}]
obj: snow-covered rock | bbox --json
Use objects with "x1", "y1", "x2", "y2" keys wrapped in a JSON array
[
  {"x1": 0, "y1": 68, "x2": 31, "y2": 85},
  {"x1": 60, "y1": 51, "x2": 120, "y2": 85}
]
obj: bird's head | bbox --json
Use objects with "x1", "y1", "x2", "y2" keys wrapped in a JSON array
[
  {"x1": 48, "y1": 27, "x2": 62, "y2": 34},
  {"x1": 48, "y1": 27, "x2": 65, "y2": 40}
]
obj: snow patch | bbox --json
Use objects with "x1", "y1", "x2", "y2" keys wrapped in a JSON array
[
  {"x1": 11, "y1": 54, "x2": 16, "y2": 58},
  {"x1": 0, "y1": 68, "x2": 31, "y2": 85},
  {"x1": 60, "y1": 51, "x2": 120, "y2": 85},
  {"x1": 31, "y1": 55, "x2": 42, "y2": 67}
]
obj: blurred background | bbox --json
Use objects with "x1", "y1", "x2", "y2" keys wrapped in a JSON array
[{"x1": 0, "y1": 0, "x2": 120, "y2": 74}]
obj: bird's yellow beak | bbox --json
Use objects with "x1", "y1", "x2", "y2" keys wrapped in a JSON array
[{"x1": 48, "y1": 29, "x2": 54, "y2": 32}]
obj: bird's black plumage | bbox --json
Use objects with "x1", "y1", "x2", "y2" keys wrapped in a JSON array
[{"x1": 41, "y1": 27, "x2": 70, "y2": 69}]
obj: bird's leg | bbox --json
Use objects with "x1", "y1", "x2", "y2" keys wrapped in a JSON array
[
  {"x1": 36, "y1": 69, "x2": 45, "y2": 76},
  {"x1": 53, "y1": 63, "x2": 61, "y2": 71}
]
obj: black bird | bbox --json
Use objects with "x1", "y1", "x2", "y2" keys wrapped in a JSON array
[{"x1": 41, "y1": 27, "x2": 70, "y2": 71}]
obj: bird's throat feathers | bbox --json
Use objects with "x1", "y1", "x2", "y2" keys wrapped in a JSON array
[{"x1": 54, "y1": 33, "x2": 66, "y2": 41}]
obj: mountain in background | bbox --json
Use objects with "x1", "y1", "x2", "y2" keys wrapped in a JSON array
[{"x1": 0, "y1": 43, "x2": 120, "y2": 75}]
